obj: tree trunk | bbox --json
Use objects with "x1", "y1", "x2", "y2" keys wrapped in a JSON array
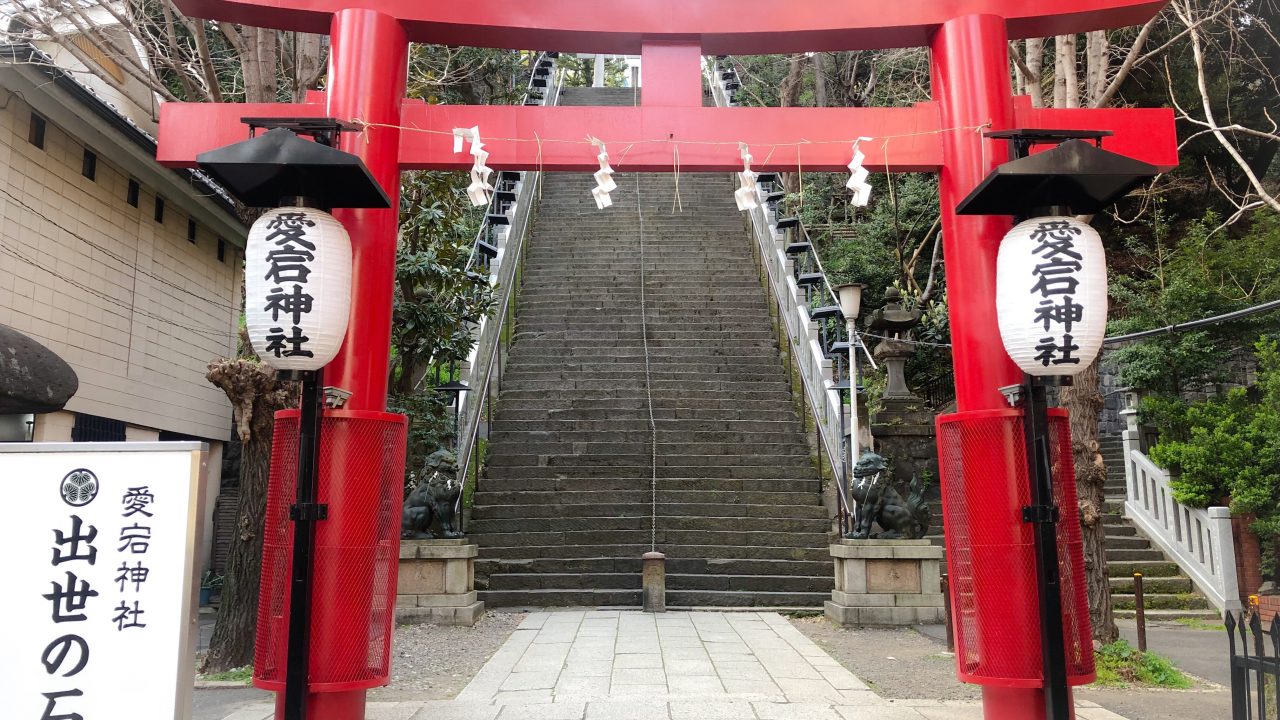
[
  {"x1": 1026, "y1": 38, "x2": 1044, "y2": 107},
  {"x1": 1053, "y1": 35, "x2": 1079, "y2": 108},
  {"x1": 813, "y1": 52, "x2": 827, "y2": 108},
  {"x1": 1085, "y1": 30, "x2": 1110, "y2": 108},
  {"x1": 1060, "y1": 357, "x2": 1118, "y2": 644},
  {"x1": 200, "y1": 360, "x2": 295, "y2": 673},
  {"x1": 780, "y1": 54, "x2": 807, "y2": 194}
]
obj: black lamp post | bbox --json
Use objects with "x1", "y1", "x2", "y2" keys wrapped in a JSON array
[
  {"x1": 957, "y1": 130, "x2": 1158, "y2": 720},
  {"x1": 434, "y1": 378, "x2": 471, "y2": 450},
  {"x1": 196, "y1": 119, "x2": 389, "y2": 720}
]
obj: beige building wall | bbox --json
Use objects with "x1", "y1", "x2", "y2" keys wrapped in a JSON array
[{"x1": 0, "y1": 93, "x2": 241, "y2": 441}]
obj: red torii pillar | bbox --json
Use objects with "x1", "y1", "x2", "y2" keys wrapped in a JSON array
[{"x1": 159, "y1": 2, "x2": 1178, "y2": 719}]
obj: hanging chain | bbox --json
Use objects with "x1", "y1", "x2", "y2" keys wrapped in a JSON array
[{"x1": 634, "y1": 172, "x2": 659, "y2": 554}]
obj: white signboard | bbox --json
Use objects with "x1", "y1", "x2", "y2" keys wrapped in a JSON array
[{"x1": 0, "y1": 442, "x2": 206, "y2": 719}]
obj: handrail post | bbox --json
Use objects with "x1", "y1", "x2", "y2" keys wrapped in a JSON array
[{"x1": 1134, "y1": 572, "x2": 1147, "y2": 652}]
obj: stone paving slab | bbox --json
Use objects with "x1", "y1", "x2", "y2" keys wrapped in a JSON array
[{"x1": 221, "y1": 611, "x2": 1129, "y2": 720}]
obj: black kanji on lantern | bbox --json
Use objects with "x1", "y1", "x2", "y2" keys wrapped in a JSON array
[
  {"x1": 1029, "y1": 220, "x2": 1084, "y2": 298},
  {"x1": 265, "y1": 285, "x2": 315, "y2": 325},
  {"x1": 1028, "y1": 220, "x2": 1088, "y2": 367},
  {"x1": 265, "y1": 326, "x2": 315, "y2": 358},
  {"x1": 1034, "y1": 334, "x2": 1082, "y2": 367},
  {"x1": 1034, "y1": 295, "x2": 1084, "y2": 333},
  {"x1": 265, "y1": 211, "x2": 317, "y2": 250}
]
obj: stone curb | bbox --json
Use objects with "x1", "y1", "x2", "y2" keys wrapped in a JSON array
[{"x1": 194, "y1": 680, "x2": 255, "y2": 689}]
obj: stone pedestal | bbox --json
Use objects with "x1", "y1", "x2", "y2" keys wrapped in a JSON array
[
  {"x1": 397, "y1": 539, "x2": 484, "y2": 626},
  {"x1": 825, "y1": 539, "x2": 945, "y2": 626}
]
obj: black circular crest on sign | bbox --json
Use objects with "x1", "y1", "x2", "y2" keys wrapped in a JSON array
[{"x1": 60, "y1": 468, "x2": 99, "y2": 507}]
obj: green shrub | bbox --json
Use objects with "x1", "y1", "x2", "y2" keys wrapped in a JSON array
[
  {"x1": 1094, "y1": 640, "x2": 1192, "y2": 689},
  {"x1": 1144, "y1": 338, "x2": 1280, "y2": 572}
]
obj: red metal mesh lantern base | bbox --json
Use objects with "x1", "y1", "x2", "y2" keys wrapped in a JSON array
[
  {"x1": 936, "y1": 408, "x2": 1095, "y2": 688},
  {"x1": 253, "y1": 409, "x2": 408, "y2": 693}
]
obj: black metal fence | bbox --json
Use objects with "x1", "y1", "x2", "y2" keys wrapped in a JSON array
[{"x1": 1227, "y1": 611, "x2": 1280, "y2": 720}]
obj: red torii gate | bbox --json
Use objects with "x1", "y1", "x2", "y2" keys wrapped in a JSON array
[{"x1": 158, "y1": 2, "x2": 1178, "y2": 719}]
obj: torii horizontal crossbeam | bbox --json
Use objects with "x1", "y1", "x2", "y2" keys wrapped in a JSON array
[
  {"x1": 173, "y1": 0, "x2": 1168, "y2": 54},
  {"x1": 157, "y1": 97, "x2": 1177, "y2": 173}
]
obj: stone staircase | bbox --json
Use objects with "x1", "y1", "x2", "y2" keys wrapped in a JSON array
[
  {"x1": 1099, "y1": 434, "x2": 1218, "y2": 619},
  {"x1": 467, "y1": 86, "x2": 833, "y2": 608}
]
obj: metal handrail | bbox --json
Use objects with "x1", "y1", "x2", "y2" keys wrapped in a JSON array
[
  {"x1": 451, "y1": 57, "x2": 563, "y2": 531},
  {"x1": 463, "y1": 51, "x2": 555, "y2": 277},
  {"x1": 706, "y1": 57, "x2": 861, "y2": 536}
]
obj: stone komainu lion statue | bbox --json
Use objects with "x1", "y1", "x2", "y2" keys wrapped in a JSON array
[
  {"x1": 401, "y1": 448, "x2": 464, "y2": 539},
  {"x1": 846, "y1": 452, "x2": 931, "y2": 540}
]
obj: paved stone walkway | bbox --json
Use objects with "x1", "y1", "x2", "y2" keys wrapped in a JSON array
[{"x1": 222, "y1": 610, "x2": 1128, "y2": 720}]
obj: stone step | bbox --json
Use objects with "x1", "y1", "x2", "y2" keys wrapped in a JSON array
[
  {"x1": 476, "y1": 476, "x2": 820, "y2": 494},
  {"x1": 496, "y1": 408, "x2": 801, "y2": 422},
  {"x1": 517, "y1": 299, "x2": 769, "y2": 310},
  {"x1": 468, "y1": 514, "x2": 829, "y2": 534},
  {"x1": 519, "y1": 277, "x2": 761, "y2": 287},
  {"x1": 1108, "y1": 575, "x2": 1193, "y2": 594},
  {"x1": 475, "y1": 543, "x2": 832, "y2": 561},
  {"x1": 1106, "y1": 560, "x2": 1184, "y2": 578},
  {"x1": 512, "y1": 338, "x2": 781, "y2": 350},
  {"x1": 500, "y1": 366, "x2": 788, "y2": 379},
  {"x1": 485, "y1": 465, "x2": 818, "y2": 480},
  {"x1": 486, "y1": 444, "x2": 811, "y2": 461},
  {"x1": 473, "y1": 501, "x2": 828, "y2": 520},
  {"x1": 491, "y1": 419, "x2": 805, "y2": 433},
  {"x1": 1104, "y1": 535, "x2": 1152, "y2": 550},
  {"x1": 468, "y1": 528, "x2": 831, "y2": 549},
  {"x1": 498, "y1": 377, "x2": 793, "y2": 391},
  {"x1": 497, "y1": 389, "x2": 795, "y2": 403},
  {"x1": 1101, "y1": 524, "x2": 1138, "y2": 537},
  {"x1": 510, "y1": 332, "x2": 782, "y2": 343},
  {"x1": 507, "y1": 349, "x2": 785, "y2": 361},
  {"x1": 1106, "y1": 548, "x2": 1172, "y2": 562},
  {"x1": 1113, "y1": 608, "x2": 1223, "y2": 620},
  {"x1": 473, "y1": 489, "x2": 823, "y2": 508},
  {"x1": 501, "y1": 361, "x2": 786, "y2": 374},
  {"x1": 474, "y1": 556, "x2": 833, "y2": 578},
  {"x1": 478, "y1": 588, "x2": 830, "y2": 608},
  {"x1": 483, "y1": 572, "x2": 832, "y2": 593},
  {"x1": 1112, "y1": 592, "x2": 1213, "y2": 610},
  {"x1": 486, "y1": 430, "x2": 808, "y2": 446},
  {"x1": 486, "y1": 459, "x2": 814, "y2": 476}
]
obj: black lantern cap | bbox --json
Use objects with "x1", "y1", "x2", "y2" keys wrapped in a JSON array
[
  {"x1": 434, "y1": 380, "x2": 471, "y2": 394},
  {"x1": 196, "y1": 126, "x2": 391, "y2": 209},
  {"x1": 956, "y1": 137, "x2": 1159, "y2": 216}
]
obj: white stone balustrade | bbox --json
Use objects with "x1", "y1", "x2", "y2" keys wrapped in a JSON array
[{"x1": 1120, "y1": 407, "x2": 1241, "y2": 615}]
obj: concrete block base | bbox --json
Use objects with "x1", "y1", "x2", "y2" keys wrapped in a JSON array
[
  {"x1": 397, "y1": 601, "x2": 485, "y2": 627},
  {"x1": 824, "y1": 601, "x2": 944, "y2": 626},
  {"x1": 825, "y1": 539, "x2": 945, "y2": 626},
  {"x1": 396, "y1": 539, "x2": 485, "y2": 626}
]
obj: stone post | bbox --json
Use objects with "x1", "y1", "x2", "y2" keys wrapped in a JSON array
[{"x1": 643, "y1": 551, "x2": 666, "y2": 612}]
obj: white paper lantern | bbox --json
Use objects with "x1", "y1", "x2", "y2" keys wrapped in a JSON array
[
  {"x1": 996, "y1": 216, "x2": 1107, "y2": 377},
  {"x1": 244, "y1": 206, "x2": 352, "y2": 371}
]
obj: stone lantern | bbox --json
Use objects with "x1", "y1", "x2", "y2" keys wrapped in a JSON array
[{"x1": 866, "y1": 287, "x2": 924, "y2": 412}]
